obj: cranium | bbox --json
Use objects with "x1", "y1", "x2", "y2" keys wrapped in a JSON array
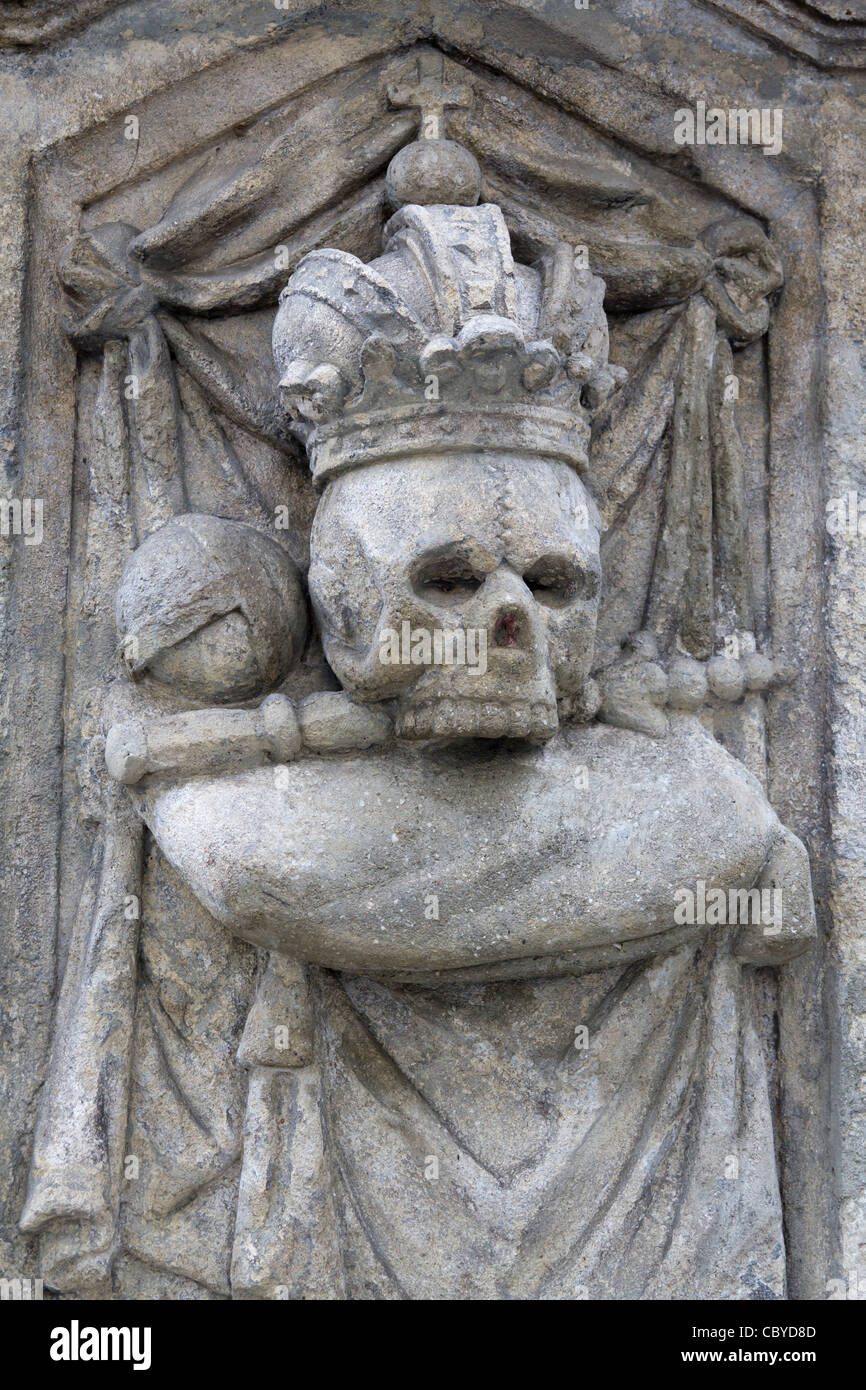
[{"x1": 309, "y1": 453, "x2": 601, "y2": 741}]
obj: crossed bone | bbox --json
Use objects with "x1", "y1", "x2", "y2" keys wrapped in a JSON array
[{"x1": 105, "y1": 691, "x2": 393, "y2": 786}]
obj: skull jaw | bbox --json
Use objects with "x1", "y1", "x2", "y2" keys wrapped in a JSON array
[{"x1": 394, "y1": 662, "x2": 559, "y2": 742}]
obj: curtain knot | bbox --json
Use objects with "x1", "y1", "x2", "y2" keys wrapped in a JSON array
[
  {"x1": 59, "y1": 221, "x2": 159, "y2": 349},
  {"x1": 700, "y1": 215, "x2": 784, "y2": 345}
]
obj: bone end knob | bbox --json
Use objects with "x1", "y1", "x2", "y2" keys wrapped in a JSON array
[
  {"x1": 298, "y1": 691, "x2": 393, "y2": 751},
  {"x1": 256, "y1": 693, "x2": 302, "y2": 763},
  {"x1": 105, "y1": 719, "x2": 150, "y2": 786}
]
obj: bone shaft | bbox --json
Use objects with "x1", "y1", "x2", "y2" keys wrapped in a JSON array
[
  {"x1": 105, "y1": 692, "x2": 388, "y2": 785},
  {"x1": 144, "y1": 708, "x2": 272, "y2": 772},
  {"x1": 106, "y1": 696, "x2": 299, "y2": 785}
]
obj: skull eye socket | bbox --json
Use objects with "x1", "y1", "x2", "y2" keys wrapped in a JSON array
[
  {"x1": 411, "y1": 551, "x2": 485, "y2": 605},
  {"x1": 523, "y1": 556, "x2": 599, "y2": 607}
]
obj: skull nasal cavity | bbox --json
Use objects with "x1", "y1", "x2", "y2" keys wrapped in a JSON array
[{"x1": 494, "y1": 612, "x2": 520, "y2": 647}]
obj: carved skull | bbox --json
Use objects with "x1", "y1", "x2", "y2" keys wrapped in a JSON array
[{"x1": 309, "y1": 453, "x2": 601, "y2": 741}]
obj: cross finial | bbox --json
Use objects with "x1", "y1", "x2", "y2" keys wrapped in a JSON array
[{"x1": 387, "y1": 52, "x2": 473, "y2": 141}]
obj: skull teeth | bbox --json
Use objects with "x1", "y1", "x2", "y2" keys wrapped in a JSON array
[{"x1": 396, "y1": 697, "x2": 557, "y2": 741}]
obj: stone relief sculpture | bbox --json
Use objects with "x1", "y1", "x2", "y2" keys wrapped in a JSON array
[{"x1": 17, "y1": 48, "x2": 819, "y2": 1300}]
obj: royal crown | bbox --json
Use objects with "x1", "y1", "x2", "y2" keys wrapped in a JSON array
[{"x1": 273, "y1": 116, "x2": 622, "y2": 485}]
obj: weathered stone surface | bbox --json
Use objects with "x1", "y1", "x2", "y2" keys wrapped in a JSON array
[
  {"x1": 0, "y1": 0, "x2": 863, "y2": 1305},
  {"x1": 137, "y1": 719, "x2": 809, "y2": 973}
]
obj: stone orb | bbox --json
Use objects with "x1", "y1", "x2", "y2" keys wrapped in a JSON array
[
  {"x1": 386, "y1": 138, "x2": 481, "y2": 209},
  {"x1": 116, "y1": 513, "x2": 308, "y2": 703}
]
